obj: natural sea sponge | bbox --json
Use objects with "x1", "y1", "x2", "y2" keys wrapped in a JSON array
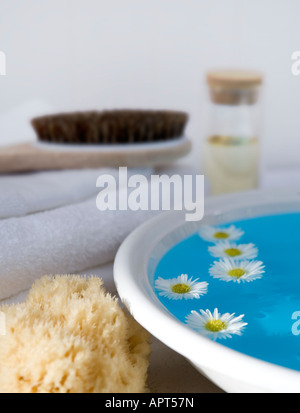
[{"x1": 0, "y1": 275, "x2": 150, "y2": 393}]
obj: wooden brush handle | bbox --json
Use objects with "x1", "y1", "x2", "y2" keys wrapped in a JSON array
[{"x1": 0, "y1": 140, "x2": 191, "y2": 173}]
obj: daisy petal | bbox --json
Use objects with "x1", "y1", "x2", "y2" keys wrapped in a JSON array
[
  {"x1": 209, "y1": 258, "x2": 265, "y2": 283},
  {"x1": 186, "y1": 308, "x2": 247, "y2": 340},
  {"x1": 155, "y1": 274, "x2": 208, "y2": 300},
  {"x1": 208, "y1": 241, "x2": 258, "y2": 261},
  {"x1": 198, "y1": 225, "x2": 244, "y2": 243}
]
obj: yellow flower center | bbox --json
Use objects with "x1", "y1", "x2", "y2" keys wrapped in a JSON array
[
  {"x1": 224, "y1": 248, "x2": 242, "y2": 257},
  {"x1": 214, "y1": 231, "x2": 229, "y2": 239},
  {"x1": 205, "y1": 319, "x2": 227, "y2": 332},
  {"x1": 171, "y1": 283, "x2": 191, "y2": 294},
  {"x1": 228, "y1": 268, "x2": 246, "y2": 279}
]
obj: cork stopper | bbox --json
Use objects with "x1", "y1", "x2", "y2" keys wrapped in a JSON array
[{"x1": 206, "y1": 69, "x2": 263, "y2": 105}]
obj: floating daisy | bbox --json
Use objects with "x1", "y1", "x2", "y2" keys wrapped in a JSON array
[
  {"x1": 209, "y1": 258, "x2": 265, "y2": 283},
  {"x1": 155, "y1": 274, "x2": 208, "y2": 300},
  {"x1": 198, "y1": 225, "x2": 244, "y2": 243},
  {"x1": 208, "y1": 241, "x2": 258, "y2": 260},
  {"x1": 186, "y1": 308, "x2": 247, "y2": 340}
]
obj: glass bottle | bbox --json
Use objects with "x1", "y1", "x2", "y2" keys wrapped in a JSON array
[{"x1": 203, "y1": 69, "x2": 263, "y2": 195}]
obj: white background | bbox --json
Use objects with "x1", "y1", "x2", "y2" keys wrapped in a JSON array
[{"x1": 0, "y1": 0, "x2": 300, "y2": 171}]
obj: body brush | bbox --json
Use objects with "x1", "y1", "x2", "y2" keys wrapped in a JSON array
[{"x1": 31, "y1": 109, "x2": 189, "y2": 145}]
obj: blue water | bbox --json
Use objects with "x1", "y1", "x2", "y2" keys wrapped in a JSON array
[{"x1": 152, "y1": 212, "x2": 300, "y2": 372}]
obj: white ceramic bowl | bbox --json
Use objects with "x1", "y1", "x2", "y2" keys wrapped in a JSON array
[{"x1": 114, "y1": 188, "x2": 300, "y2": 393}]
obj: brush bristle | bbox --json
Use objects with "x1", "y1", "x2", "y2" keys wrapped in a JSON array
[{"x1": 31, "y1": 110, "x2": 188, "y2": 145}]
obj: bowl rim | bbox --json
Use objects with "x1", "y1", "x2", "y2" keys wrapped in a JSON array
[{"x1": 114, "y1": 188, "x2": 300, "y2": 392}]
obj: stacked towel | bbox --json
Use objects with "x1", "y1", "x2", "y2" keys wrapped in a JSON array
[
  {"x1": 0, "y1": 167, "x2": 152, "y2": 219},
  {"x1": 0, "y1": 164, "x2": 199, "y2": 301},
  {"x1": 0, "y1": 189, "x2": 156, "y2": 300}
]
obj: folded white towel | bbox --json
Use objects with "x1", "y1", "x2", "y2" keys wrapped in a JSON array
[
  {"x1": 0, "y1": 164, "x2": 199, "y2": 300},
  {"x1": 0, "y1": 167, "x2": 152, "y2": 219},
  {"x1": 0, "y1": 184, "x2": 158, "y2": 300}
]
